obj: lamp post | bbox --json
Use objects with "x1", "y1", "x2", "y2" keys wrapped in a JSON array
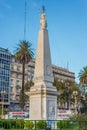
[
  {"x1": 68, "y1": 87, "x2": 70, "y2": 110},
  {"x1": 1, "y1": 90, "x2": 6, "y2": 118},
  {"x1": 65, "y1": 82, "x2": 70, "y2": 110},
  {"x1": 72, "y1": 91, "x2": 78, "y2": 116}
]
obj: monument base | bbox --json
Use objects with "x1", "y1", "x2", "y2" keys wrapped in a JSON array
[{"x1": 29, "y1": 83, "x2": 58, "y2": 120}]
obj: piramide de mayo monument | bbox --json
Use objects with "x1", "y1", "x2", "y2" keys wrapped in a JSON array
[{"x1": 29, "y1": 7, "x2": 58, "y2": 120}]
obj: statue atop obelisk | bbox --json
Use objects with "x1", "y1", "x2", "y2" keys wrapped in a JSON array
[
  {"x1": 29, "y1": 6, "x2": 58, "y2": 120},
  {"x1": 40, "y1": 6, "x2": 47, "y2": 29}
]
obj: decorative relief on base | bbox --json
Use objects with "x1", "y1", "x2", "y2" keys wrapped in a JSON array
[
  {"x1": 46, "y1": 65, "x2": 51, "y2": 75},
  {"x1": 47, "y1": 100, "x2": 56, "y2": 119}
]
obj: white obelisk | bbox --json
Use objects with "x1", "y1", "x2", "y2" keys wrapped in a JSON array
[{"x1": 30, "y1": 7, "x2": 58, "y2": 120}]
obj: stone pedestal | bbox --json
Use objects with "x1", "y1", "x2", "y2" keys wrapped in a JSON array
[{"x1": 30, "y1": 84, "x2": 57, "y2": 120}]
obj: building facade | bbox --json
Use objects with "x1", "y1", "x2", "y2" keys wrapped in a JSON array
[
  {"x1": 0, "y1": 47, "x2": 11, "y2": 107},
  {"x1": 0, "y1": 47, "x2": 75, "y2": 109},
  {"x1": 10, "y1": 56, "x2": 28, "y2": 110},
  {"x1": 10, "y1": 58, "x2": 75, "y2": 107},
  {"x1": 52, "y1": 65, "x2": 75, "y2": 82}
]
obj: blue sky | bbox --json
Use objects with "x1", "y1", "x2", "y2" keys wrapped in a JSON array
[{"x1": 0, "y1": 0, "x2": 87, "y2": 83}]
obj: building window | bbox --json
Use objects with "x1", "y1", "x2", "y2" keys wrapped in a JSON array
[
  {"x1": 11, "y1": 79, "x2": 13, "y2": 85},
  {"x1": 11, "y1": 65, "x2": 14, "y2": 70},
  {"x1": 12, "y1": 58, "x2": 15, "y2": 63},
  {"x1": 16, "y1": 74, "x2": 19, "y2": 78},
  {"x1": 16, "y1": 80, "x2": 19, "y2": 86},
  {"x1": 10, "y1": 87, "x2": 13, "y2": 92},
  {"x1": 11, "y1": 72, "x2": 14, "y2": 77},
  {"x1": 17, "y1": 66, "x2": 20, "y2": 71},
  {"x1": 16, "y1": 88, "x2": 19, "y2": 93}
]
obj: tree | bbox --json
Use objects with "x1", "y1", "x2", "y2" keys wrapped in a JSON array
[
  {"x1": 19, "y1": 91, "x2": 28, "y2": 109},
  {"x1": 14, "y1": 40, "x2": 34, "y2": 109},
  {"x1": 53, "y1": 78, "x2": 65, "y2": 106},
  {"x1": 64, "y1": 80, "x2": 80, "y2": 108},
  {"x1": 24, "y1": 80, "x2": 34, "y2": 91},
  {"x1": 78, "y1": 66, "x2": 87, "y2": 111},
  {"x1": 79, "y1": 66, "x2": 87, "y2": 84},
  {"x1": 53, "y1": 78, "x2": 79, "y2": 109},
  {"x1": 19, "y1": 80, "x2": 34, "y2": 109}
]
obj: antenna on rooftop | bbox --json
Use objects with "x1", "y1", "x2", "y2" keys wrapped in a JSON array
[
  {"x1": 24, "y1": 0, "x2": 27, "y2": 40},
  {"x1": 67, "y1": 61, "x2": 69, "y2": 70}
]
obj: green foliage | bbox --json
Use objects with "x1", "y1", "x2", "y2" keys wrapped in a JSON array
[
  {"x1": 0, "y1": 105, "x2": 8, "y2": 116},
  {"x1": 19, "y1": 80, "x2": 34, "y2": 109},
  {"x1": 70, "y1": 113, "x2": 87, "y2": 120},
  {"x1": 79, "y1": 84, "x2": 87, "y2": 108},
  {"x1": 36, "y1": 120, "x2": 46, "y2": 129},
  {"x1": 0, "y1": 119, "x2": 87, "y2": 130},
  {"x1": 1, "y1": 120, "x2": 10, "y2": 129},
  {"x1": 15, "y1": 119, "x2": 24, "y2": 129},
  {"x1": 53, "y1": 78, "x2": 79, "y2": 108},
  {"x1": 57, "y1": 121, "x2": 69, "y2": 129},
  {"x1": 70, "y1": 114, "x2": 87, "y2": 129},
  {"x1": 25, "y1": 80, "x2": 34, "y2": 91},
  {"x1": 24, "y1": 121, "x2": 34, "y2": 129},
  {"x1": 78, "y1": 66, "x2": 87, "y2": 109},
  {"x1": 14, "y1": 40, "x2": 34, "y2": 63},
  {"x1": 19, "y1": 90, "x2": 28, "y2": 109},
  {"x1": 0, "y1": 120, "x2": 2, "y2": 128},
  {"x1": 0, "y1": 119, "x2": 24, "y2": 129},
  {"x1": 79, "y1": 66, "x2": 87, "y2": 84}
]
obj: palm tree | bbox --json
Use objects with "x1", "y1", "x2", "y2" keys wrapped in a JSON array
[
  {"x1": 79, "y1": 66, "x2": 87, "y2": 110},
  {"x1": 79, "y1": 66, "x2": 87, "y2": 84},
  {"x1": 14, "y1": 40, "x2": 34, "y2": 109}
]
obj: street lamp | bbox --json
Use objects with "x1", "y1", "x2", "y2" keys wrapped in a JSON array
[
  {"x1": 1, "y1": 90, "x2": 6, "y2": 118},
  {"x1": 65, "y1": 82, "x2": 70, "y2": 110},
  {"x1": 72, "y1": 91, "x2": 78, "y2": 116}
]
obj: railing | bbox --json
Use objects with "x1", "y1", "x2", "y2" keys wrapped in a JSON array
[{"x1": 0, "y1": 119, "x2": 87, "y2": 130}]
